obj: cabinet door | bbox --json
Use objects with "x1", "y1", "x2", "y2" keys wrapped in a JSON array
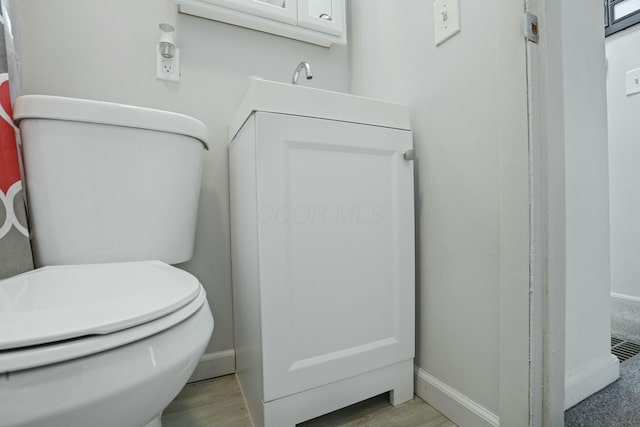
[
  {"x1": 297, "y1": 0, "x2": 344, "y2": 36},
  {"x1": 200, "y1": 0, "x2": 298, "y2": 24},
  {"x1": 255, "y1": 112, "x2": 415, "y2": 401}
]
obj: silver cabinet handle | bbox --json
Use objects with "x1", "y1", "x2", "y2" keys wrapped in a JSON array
[
  {"x1": 319, "y1": 13, "x2": 332, "y2": 21},
  {"x1": 403, "y1": 149, "x2": 415, "y2": 161}
]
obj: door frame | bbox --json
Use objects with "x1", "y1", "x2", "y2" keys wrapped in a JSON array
[
  {"x1": 527, "y1": 0, "x2": 611, "y2": 425},
  {"x1": 527, "y1": 0, "x2": 567, "y2": 423},
  {"x1": 495, "y1": 0, "x2": 534, "y2": 424},
  {"x1": 527, "y1": 0, "x2": 568, "y2": 424}
]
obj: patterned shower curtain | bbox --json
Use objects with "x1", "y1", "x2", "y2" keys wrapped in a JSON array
[{"x1": 0, "y1": 11, "x2": 33, "y2": 279}]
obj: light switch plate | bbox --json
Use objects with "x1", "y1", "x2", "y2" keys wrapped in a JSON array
[
  {"x1": 626, "y1": 67, "x2": 640, "y2": 96},
  {"x1": 434, "y1": 0, "x2": 461, "y2": 46}
]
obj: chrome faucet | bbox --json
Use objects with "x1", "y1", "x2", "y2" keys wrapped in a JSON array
[{"x1": 291, "y1": 62, "x2": 313, "y2": 85}]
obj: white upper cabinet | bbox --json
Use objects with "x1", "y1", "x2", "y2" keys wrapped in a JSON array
[
  {"x1": 298, "y1": 0, "x2": 344, "y2": 37},
  {"x1": 177, "y1": 0, "x2": 346, "y2": 47},
  {"x1": 201, "y1": 0, "x2": 298, "y2": 25}
]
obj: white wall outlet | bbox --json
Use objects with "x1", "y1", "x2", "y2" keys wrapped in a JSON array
[
  {"x1": 433, "y1": 0, "x2": 461, "y2": 46},
  {"x1": 626, "y1": 67, "x2": 640, "y2": 96},
  {"x1": 156, "y1": 47, "x2": 180, "y2": 82}
]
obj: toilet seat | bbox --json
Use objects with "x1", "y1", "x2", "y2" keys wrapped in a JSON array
[{"x1": 0, "y1": 260, "x2": 205, "y2": 373}]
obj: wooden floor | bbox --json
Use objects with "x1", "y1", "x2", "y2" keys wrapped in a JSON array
[{"x1": 163, "y1": 375, "x2": 456, "y2": 427}]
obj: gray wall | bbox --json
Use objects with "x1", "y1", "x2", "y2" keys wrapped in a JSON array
[
  {"x1": 606, "y1": 24, "x2": 640, "y2": 300},
  {"x1": 349, "y1": 0, "x2": 530, "y2": 423},
  {"x1": 12, "y1": 0, "x2": 349, "y2": 365}
]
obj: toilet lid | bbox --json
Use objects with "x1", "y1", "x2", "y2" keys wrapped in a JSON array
[{"x1": 0, "y1": 260, "x2": 201, "y2": 350}]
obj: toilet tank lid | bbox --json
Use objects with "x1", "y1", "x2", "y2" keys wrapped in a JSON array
[
  {"x1": 13, "y1": 95, "x2": 209, "y2": 149},
  {"x1": 0, "y1": 261, "x2": 202, "y2": 351}
]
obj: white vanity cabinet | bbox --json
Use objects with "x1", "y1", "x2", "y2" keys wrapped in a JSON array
[{"x1": 228, "y1": 78, "x2": 415, "y2": 427}]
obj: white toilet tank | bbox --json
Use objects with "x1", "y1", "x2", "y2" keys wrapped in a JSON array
[{"x1": 13, "y1": 95, "x2": 209, "y2": 267}]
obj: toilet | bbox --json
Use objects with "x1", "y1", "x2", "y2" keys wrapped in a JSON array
[{"x1": 0, "y1": 95, "x2": 214, "y2": 427}]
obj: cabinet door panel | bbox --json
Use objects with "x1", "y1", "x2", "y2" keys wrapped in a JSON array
[
  {"x1": 297, "y1": 0, "x2": 344, "y2": 36},
  {"x1": 255, "y1": 113, "x2": 414, "y2": 401},
  {"x1": 200, "y1": 0, "x2": 297, "y2": 24}
]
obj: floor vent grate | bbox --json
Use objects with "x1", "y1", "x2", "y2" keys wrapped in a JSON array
[{"x1": 611, "y1": 336, "x2": 640, "y2": 363}]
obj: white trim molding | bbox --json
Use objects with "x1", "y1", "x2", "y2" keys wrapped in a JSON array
[
  {"x1": 564, "y1": 354, "x2": 619, "y2": 410},
  {"x1": 188, "y1": 349, "x2": 236, "y2": 383},
  {"x1": 414, "y1": 366, "x2": 499, "y2": 427},
  {"x1": 611, "y1": 292, "x2": 640, "y2": 306}
]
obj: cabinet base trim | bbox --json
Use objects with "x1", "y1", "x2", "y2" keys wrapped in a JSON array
[{"x1": 242, "y1": 359, "x2": 414, "y2": 427}]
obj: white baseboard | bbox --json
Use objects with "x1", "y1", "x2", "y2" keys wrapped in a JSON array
[
  {"x1": 564, "y1": 354, "x2": 619, "y2": 410},
  {"x1": 414, "y1": 366, "x2": 499, "y2": 427},
  {"x1": 188, "y1": 349, "x2": 236, "y2": 383},
  {"x1": 611, "y1": 292, "x2": 640, "y2": 306}
]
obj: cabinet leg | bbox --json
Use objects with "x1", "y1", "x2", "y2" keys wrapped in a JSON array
[
  {"x1": 389, "y1": 380, "x2": 413, "y2": 406},
  {"x1": 143, "y1": 415, "x2": 162, "y2": 427}
]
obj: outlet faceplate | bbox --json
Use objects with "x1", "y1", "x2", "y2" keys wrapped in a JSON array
[
  {"x1": 626, "y1": 67, "x2": 640, "y2": 96},
  {"x1": 157, "y1": 47, "x2": 180, "y2": 82}
]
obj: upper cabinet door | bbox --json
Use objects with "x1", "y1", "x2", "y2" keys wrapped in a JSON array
[
  {"x1": 200, "y1": 0, "x2": 298, "y2": 24},
  {"x1": 297, "y1": 0, "x2": 344, "y2": 36}
]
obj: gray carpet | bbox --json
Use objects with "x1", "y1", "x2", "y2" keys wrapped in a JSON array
[
  {"x1": 611, "y1": 298, "x2": 640, "y2": 343},
  {"x1": 565, "y1": 299, "x2": 640, "y2": 426},
  {"x1": 565, "y1": 355, "x2": 640, "y2": 426}
]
